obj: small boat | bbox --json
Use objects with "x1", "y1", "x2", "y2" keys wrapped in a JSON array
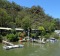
[
  {"x1": 3, "y1": 46, "x2": 13, "y2": 50},
  {"x1": 3, "y1": 44, "x2": 24, "y2": 50},
  {"x1": 12, "y1": 45, "x2": 24, "y2": 48},
  {"x1": 46, "y1": 38, "x2": 57, "y2": 43}
]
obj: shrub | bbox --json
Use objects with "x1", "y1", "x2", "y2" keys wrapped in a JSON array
[
  {"x1": 51, "y1": 33, "x2": 59, "y2": 39},
  {"x1": 6, "y1": 33, "x2": 18, "y2": 42},
  {"x1": 31, "y1": 33, "x2": 36, "y2": 37},
  {"x1": 44, "y1": 33, "x2": 50, "y2": 39}
]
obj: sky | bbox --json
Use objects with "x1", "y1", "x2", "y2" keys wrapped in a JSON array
[{"x1": 8, "y1": 0, "x2": 60, "y2": 18}]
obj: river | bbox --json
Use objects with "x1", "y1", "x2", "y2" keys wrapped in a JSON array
[{"x1": 0, "y1": 41, "x2": 60, "y2": 56}]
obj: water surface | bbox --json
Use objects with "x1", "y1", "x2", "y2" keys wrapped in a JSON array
[{"x1": 0, "y1": 41, "x2": 60, "y2": 56}]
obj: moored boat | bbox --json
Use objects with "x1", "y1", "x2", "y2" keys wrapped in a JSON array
[{"x1": 3, "y1": 44, "x2": 24, "y2": 50}]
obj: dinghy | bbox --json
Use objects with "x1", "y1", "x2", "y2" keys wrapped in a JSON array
[
  {"x1": 3, "y1": 44, "x2": 24, "y2": 50},
  {"x1": 3, "y1": 46, "x2": 13, "y2": 50},
  {"x1": 2, "y1": 40, "x2": 24, "y2": 50}
]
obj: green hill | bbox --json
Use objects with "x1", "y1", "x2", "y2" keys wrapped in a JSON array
[{"x1": 0, "y1": 0, "x2": 60, "y2": 31}]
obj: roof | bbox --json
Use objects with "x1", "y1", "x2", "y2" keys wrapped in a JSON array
[
  {"x1": 15, "y1": 28, "x2": 24, "y2": 31},
  {"x1": 0, "y1": 27, "x2": 24, "y2": 31},
  {"x1": 0, "y1": 27, "x2": 12, "y2": 30}
]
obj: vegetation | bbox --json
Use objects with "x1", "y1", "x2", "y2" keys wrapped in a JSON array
[
  {"x1": 0, "y1": 0, "x2": 60, "y2": 41},
  {"x1": 51, "y1": 33, "x2": 59, "y2": 39},
  {"x1": 44, "y1": 33, "x2": 50, "y2": 39},
  {"x1": 0, "y1": 0, "x2": 60, "y2": 29},
  {"x1": 6, "y1": 33, "x2": 18, "y2": 42}
]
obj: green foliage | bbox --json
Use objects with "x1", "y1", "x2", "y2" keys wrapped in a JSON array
[
  {"x1": 6, "y1": 33, "x2": 18, "y2": 42},
  {"x1": 21, "y1": 15, "x2": 31, "y2": 29},
  {"x1": 43, "y1": 19, "x2": 56, "y2": 32},
  {"x1": 51, "y1": 33, "x2": 59, "y2": 39},
  {"x1": 38, "y1": 26, "x2": 45, "y2": 31},
  {"x1": 38, "y1": 26, "x2": 46, "y2": 36},
  {"x1": 0, "y1": 8, "x2": 10, "y2": 27},
  {"x1": 31, "y1": 33, "x2": 36, "y2": 37},
  {"x1": 0, "y1": 0, "x2": 59, "y2": 33},
  {"x1": 44, "y1": 33, "x2": 50, "y2": 39},
  {"x1": 0, "y1": 0, "x2": 60, "y2": 42}
]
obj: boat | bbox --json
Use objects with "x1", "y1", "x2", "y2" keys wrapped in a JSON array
[
  {"x1": 2, "y1": 40, "x2": 24, "y2": 50},
  {"x1": 3, "y1": 44, "x2": 24, "y2": 50},
  {"x1": 3, "y1": 46, "x2": 13, "y2": 50},
  {"x1": 12, "y1": 45, "x2": 24, "y2": 48},
  {"x1": 46, "y1": 38, "x2": 57, "y2": 43}
]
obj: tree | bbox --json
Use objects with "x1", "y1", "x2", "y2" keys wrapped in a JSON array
[
  {"x1": 44, "y1": 33, "x2": 50, "y2": 39},
  {"x1": 0, "y1": 8, "x2": 11, "y2": 27},
  {"x1": 38, "y1": 26, "x2": 45, "y2": 36},
  {"x1": 21, "y1": 15, "x2": 31, "y2": 29},
  {"x1": 51, "y1": 33, "x2": 59, "y2": 39},
  {"x1": 38, "y1": 26, "x2": 45, "y2": 31},
  {"x1": 43, "y1": 19, "x2": 56, "y2": 32}
]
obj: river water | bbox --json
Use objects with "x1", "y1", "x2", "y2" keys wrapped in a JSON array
[{"x1": 0, "y1": 41, "x2": 60, "y2": 56}]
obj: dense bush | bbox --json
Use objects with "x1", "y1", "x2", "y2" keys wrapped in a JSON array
[
  {"x1": 31, "y1": 33, "x2": 36, "y2": 37},
  {"x1": 6, "y1": 33, "x2": 19, "y2": 42},
  {"x1": 31, "y1": 33, "x2": 39, "y2": 39},
  {"x1": 51, "y1": 33, "x2": 59, "y2": 39},
  {"x1": 44, "y1": 33, "x2": 50, "y2": 39}
]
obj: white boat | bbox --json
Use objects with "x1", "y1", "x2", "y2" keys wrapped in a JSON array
[
  {"x1": 3, "y1": 44, "x2": 24, "y2": 50},
  {"x1": 46, "y1": 38, "x2": 57, "y2": 43},
  {"x1": 12, "y1": 45, "x2": 24, "y2": 48},
  {"x1": 3, "y1": 46, "x2": 13, "y2": 50},
  {"x1": 2, "y1": 40, "x2": 24, "y2": 50}
]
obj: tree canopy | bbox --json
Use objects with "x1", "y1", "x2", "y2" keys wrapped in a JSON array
[{"x1": 0, "y1": 0, "x2": 60, "y2": 30}]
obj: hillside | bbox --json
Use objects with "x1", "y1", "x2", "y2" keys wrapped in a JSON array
[{"x1": 0, "y1": 0, "x2": 60, "y2": 31}]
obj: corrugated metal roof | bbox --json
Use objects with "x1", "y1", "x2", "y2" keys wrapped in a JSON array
[
  {"x1": 0, "y1": 27, "x2": 12, "y2": 30},
  {"x1": 15, "y1": 28, "x2": 24, "y2": 30},
  {"x1": 0, "y1": 27, "x2": 24, "y2": 31}
]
